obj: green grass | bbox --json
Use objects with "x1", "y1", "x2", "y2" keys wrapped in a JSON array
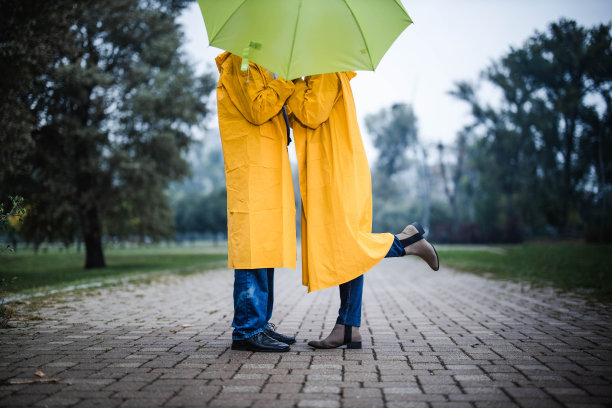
[
  {"x1": 0, "y1": 242, "x2": 228, "y2": 294},
  {"x1": 437, "y1": 243, "x2": 612, "y2": 301},
  {"x1": 3, "y1": 241, "x2": 611, "y2": 302}
]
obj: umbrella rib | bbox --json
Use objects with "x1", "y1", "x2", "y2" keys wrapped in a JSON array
[
  {"x1": 208, "y1": 0, "x2": 249, "y2": 45},
  {"x1": 341, "y1": 0, "x2": 374, "y2": 69},
  {"x1": 286, "y1": 0, "x2": 303, "y2": 78}
]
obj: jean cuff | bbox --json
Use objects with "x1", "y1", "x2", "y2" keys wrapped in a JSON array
[
  {"x1": 336, "y1": 316, "x2": 360, "y2": 327},
  {"x1": 232, "y1": 326, "x2": 266, "y2": 341}
]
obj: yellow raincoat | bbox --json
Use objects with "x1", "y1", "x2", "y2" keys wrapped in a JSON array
[
  {"x1": 215, "y1": 52, "x2": 296, "y2": 269},
  {"x1": 288, "y1": 72, "x2": 395, "y2": 292}
]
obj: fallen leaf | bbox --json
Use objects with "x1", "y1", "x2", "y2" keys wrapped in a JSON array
[
  {"x1": 182, "y1": 324, "x2": 193, "y2": 328},
  {"x1": 34, "y1": 370, "x2": 45, "y2": 378}
]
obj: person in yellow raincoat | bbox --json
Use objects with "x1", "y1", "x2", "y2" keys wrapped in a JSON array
[
  {"x1": 215, "y1": 52, "x2": 298, "y2": 352},
  {"x1": 288, "y1": 72, "x2": 439, "y2": 349}
]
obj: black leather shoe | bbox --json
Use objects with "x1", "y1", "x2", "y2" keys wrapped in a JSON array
[
  {"x1": 231, "y1": 331, "x2": 290, "y2": 352},
  {"x1": 264, "y1": 323, "x2": 296, "y2": 345}
]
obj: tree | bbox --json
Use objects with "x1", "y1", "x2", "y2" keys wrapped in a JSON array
[
  {"x1": 1, "y1": 0, "x2": 216, "y2": 267},
  {"x1": 174, "y1": 188, "x2": 227, "y2": 242},
  {"x1": 519, "y1": 20, "x2": 612, "y2": 234},
  {"x1": 365, "y1": 103, "x2": 418, "y2": 200},
  {"x1": 452, "y1": 19, "x2": 612, "y2": 240},
  {"x1": 0, "y1": 0, "x2": 83, "y2": 176},
  {"x1": 451, "y1": 78, "x2": 542, "y2": 242},
  {"x1": 437, "y1": 130, "x2": 470, "y2": 239}
]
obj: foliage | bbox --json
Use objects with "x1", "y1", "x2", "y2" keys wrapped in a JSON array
[
  {"x1": 0, "y1": 276, "x2": 17, "y2": 327},
  {"x1": 0, "y1": 195, "x2": 26, "y2": 256},
  {"x1": 372, "y1": 198, "x2": 453, "y2": 237},
  {"x1": 435, "y1": 131, "x2": 479, "y2": 241},
  {"x1": 173, "y1": 187, "x2": 227, "y2": 238},
  {"x1": 438, "y1": 243, "x2": 612, "y2": 301},
  {"x1": 0, "y1": 194, "x2": 24, "y2": 326},
  {"x1": 169, "y1": 139, "x2": 226, "y2": 197},
  {"x1": 0, "y1": 0, "x2": 83, "y2": 176},
  {"x1": 366, "y1": 103, "x2": 418, "y2": 200},
  {"x1": 451, "y1": 19, "x2": 612, "y2": 242},
  {"x1": 169, "y1": 140, "x2": 229, "y2": 241},
  {"x1": 0, "y1": 196, "x2": 25, "y2": 231},
  {"x1": 1, "y1": 0, "x2": 216, "y2": 267}
]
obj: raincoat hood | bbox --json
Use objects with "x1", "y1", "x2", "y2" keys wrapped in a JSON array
[{"x1": 215, "y1": 51, "x2": 232, "y2": 73}]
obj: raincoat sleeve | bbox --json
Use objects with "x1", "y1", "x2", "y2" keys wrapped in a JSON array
[
  {"x1": 287, "y1": 74, "x2": 340, "y2": 129},
  {"x1": 223, "y1": 62, "x2": 295, "y2": 125}
]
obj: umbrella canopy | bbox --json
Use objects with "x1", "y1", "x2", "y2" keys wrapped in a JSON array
[{"x1": 197, "y1": 0, "x2": 413, "y2": 80}]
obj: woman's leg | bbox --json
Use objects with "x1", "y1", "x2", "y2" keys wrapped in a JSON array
[
  {"x1": 385, "y1": 236, "x2": 405, "y2": 258},
  {"x1": 337, "y1": 274, "x2": 364, "y2": 327},
  {"x1": 309, "y1": 275, "x2": 363, "y2": 349}
]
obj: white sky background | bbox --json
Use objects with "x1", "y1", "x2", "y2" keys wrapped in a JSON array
[{"x1": 179, "y1": 0, "x2": 612, "y2": 159}]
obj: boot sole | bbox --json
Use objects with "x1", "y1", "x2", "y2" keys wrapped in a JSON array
[
  {"x1": 231, "y1": 344, "x2": 290, "y2": 352},
  {"x1": 432, "y1": 244, "x2": 440, "y2": 271},
  {"x1": 308, "y1": 341, "x2": 362, "y2": 350},
  {"x1": 274, "y1": 338, "x2": 296, "y2": 345},
  {"x1": 232, "y1": 346, "x2": 290, "y2": 353}
]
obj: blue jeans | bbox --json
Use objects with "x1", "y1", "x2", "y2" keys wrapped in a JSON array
[
  {"x1": 336, "y1": 236, "x2": 404, "y2": 327},
  {"x1": 232, "y1": 268, "x2": 274, "y2": 340}
]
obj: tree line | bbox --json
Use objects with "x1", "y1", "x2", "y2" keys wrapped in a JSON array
[{"x1": 369, "y1": 19, "x2": 611, "y2": 243}]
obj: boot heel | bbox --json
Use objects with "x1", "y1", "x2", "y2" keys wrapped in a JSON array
[{"x1": 346, "y1": 342, "x2": 362, "y2": 349}]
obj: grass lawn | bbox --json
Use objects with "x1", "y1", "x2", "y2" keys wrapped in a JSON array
[
  {"x1": 0, "y1": 242, "x2": 228, "y2": 294},
  {"x1": 437, "y1": 242, "x2": 612, "y2": 301},
  {"x1": 3, "y1": 240, "x2": 610, "y2": 302}
]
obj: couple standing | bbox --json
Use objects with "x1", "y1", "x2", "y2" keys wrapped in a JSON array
[{"x1": 215, "y1": 52, "x2": 439, "y2": 352}]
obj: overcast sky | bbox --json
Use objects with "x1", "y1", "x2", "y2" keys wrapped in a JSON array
[{"x1": 179, "y1": 0, "x2": 611, "y2": 157}]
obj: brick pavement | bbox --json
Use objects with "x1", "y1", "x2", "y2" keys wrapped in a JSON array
[{"x1": 1, "y1": 257, "x2": 612, "y2": 407}]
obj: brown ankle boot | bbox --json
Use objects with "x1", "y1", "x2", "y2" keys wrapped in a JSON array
[
  {"x1": 396, "y1": 222, "x2": 439, "y2": 271},
  {"x1": 308, "y1": 324, "x2": 362, "y2": 349}
]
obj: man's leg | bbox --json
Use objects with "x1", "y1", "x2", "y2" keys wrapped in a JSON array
[
  {"x1": 266, "y1": 268, "x2": 274, "y2": 323},
  {"x1": 262, "y1": 268, "x2": 296, "y2": 344},
  {"x1": 232, "y1": 268, "x2": 290, "y2": 352},
  {"x1": 232, "y1": 268, "x2": 269, "y2": 340}
]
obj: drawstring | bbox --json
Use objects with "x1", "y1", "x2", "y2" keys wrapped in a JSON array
[
  {"x1": 282, "y1": 105, "x2": 291, "y2": 147},
  {"x1": 272, "y1": 72, "x2": 292, "y2": 147}
]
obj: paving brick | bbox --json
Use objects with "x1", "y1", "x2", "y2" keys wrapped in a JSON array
[
  {"x1": 72, "y1": 398, "x2": 122, "y2": 408},
  {"x1": 1, "y1": 258, "x2": 610, "y2": 408},
  {"x1": 342, "y1": 387, "x2": 382, "y2": 398},
  {"x1": 0, "y1": 393, "x2": 47, "y2": 406},
  {"x1": 297, "y1": 400, "x2": 340, "y2": 408}
]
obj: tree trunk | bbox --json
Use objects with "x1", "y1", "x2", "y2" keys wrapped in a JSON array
[
  {"x1": 80, "y1": 203, "x2": 106, "y2": 269},
  {"x1": 559, "y1": 114, "x2": 577, "y2": 235},
  {"x1": 73, "y1": 76, "x2": 105, "y2": 269}
]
